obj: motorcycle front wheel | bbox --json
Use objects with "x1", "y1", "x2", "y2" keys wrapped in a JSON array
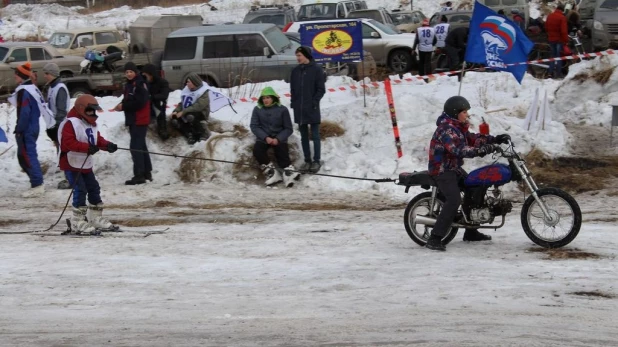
[
  {"x1": 403, "y1": 192, "x2": 458, "y2": 247},
  {"x1": 521, "y1": 188, "x2": 582, "y2": 248}
]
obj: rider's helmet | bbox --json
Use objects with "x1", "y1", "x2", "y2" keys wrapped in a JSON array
[
  {"x1": 74, "y1": 94, "x2": 103, "y2": 125},
  {"x1": 443, "y1": 96, "x2": 471, "y2": 118}
]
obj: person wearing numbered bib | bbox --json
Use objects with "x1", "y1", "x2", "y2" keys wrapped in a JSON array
[
  {"x1": 10, "y1": 62, "x2": 49, "y2": 198},
  {"x1": 434, "y1": 16, "x2": 450, "y2": 49},
  {"x1": 58, "y1": 94, "x2": 118, "y2": 235},
  {"x1": 113, "y1": 62, "x2": 152, "y2": 185},
  {"x1": 171, "y1": 72, "x2": 210, "y2": 145},
  {"x1": 412, "y1": 19, "x2": 436, "y2": 78}
]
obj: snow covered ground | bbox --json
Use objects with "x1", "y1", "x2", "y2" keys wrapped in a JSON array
[{"x1": 1, "y1": 0, "x2": 618, "y2": 345}]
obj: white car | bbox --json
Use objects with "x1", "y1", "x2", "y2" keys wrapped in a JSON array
[{"x1": 285, "y1": 18, "x2": 417, "y2": 73}]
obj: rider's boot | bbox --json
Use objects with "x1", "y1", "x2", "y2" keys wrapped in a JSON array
[
  {"x1": 426, "y1": 234, "x2": 446, "y2": 251},
  {"x1": 463, "y1": 229, "x2": 492, "y2": 242}
]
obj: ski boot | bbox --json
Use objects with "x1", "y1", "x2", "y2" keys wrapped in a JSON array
[
  {"x1": 282, "y1": 165, "x2": 301, "y2": 188},
  {"x1": 261, "y1": 163, "x2": 282, "y2": 186},
  {"x1": 70, "y1": 206, "x2": 97, "y2": 235},
  {"x1": 88, "y1": 203, "x2": 118, "y2": 232}
]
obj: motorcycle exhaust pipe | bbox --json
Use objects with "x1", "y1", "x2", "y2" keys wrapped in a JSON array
[{"x1": 414, "y1": 215, "x2": 465, "y2": 228}]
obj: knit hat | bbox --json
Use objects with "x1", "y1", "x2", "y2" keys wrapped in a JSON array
[
  {"x1": 186, "y1": 72, "x2": 203, "y2": 89},
  {"x1": 141, "y1": 63, "x2": 157, "y2": 77},
  {"x1": 295, "y1": 46, "x2": 313, "y2": 61},
  {"x1": 14, "y1": 62, "x2": 33, "y2": 80},
  {"x1": 43, "y1": 63, "x2": 60, "y2": 77},
  {"x1": 124, "y1": 61, "x2": 138, "y2": 73}
]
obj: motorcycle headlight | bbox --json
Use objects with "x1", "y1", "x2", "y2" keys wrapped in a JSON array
[{"x1": 593, "y1": 21, "x2": 604, "y2": 30}]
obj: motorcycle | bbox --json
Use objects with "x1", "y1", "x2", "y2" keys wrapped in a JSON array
[
  {"x1": 79, "y1": 45, "x2": 124, "y2": 74},
  {"x1": 397, "y1": 139, "x2": 582, "y2": 248}
]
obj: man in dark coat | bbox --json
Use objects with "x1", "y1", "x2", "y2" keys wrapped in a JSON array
[
  {"x1": 113, "y1": 62, "x2": 152, "y2": 185},
  {"x1": 290, "y1": 46, "x2": 326, "y2": 173},
  {"x1": 444, "y1": 27, "x2": 469, "y2": 70},
  {"x1": 142, "y1": 63, "x2": 170, "y2": 140}
]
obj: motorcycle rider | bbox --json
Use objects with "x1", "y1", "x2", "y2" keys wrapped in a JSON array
[{"x1": 426, "y1": 96, "x2": 511, "y2": 251}]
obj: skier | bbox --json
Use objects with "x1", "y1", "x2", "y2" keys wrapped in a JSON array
[
  {"x1": 58, "y1": 94, "x2": 118, "y2": 235},
  {"x1": 250, "y1": 86, "x2": 300, "y2": 187},
  {"x1": 412, "y1": 18, "x2": 436, "y2": 78}
]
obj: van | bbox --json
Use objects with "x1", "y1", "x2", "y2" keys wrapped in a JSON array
[
  {"x1": 48, "y1": 27, "x2": 128, "y2": 57},
  {"x1": 298, "y1": 0, "x2": 368, "y2": 21},
  {"x1": 477, "y1": 0, "x2": 529, "y2": 26},
  {"x1": 161, "y1": 24, "x2": 299, "y2": 89}
]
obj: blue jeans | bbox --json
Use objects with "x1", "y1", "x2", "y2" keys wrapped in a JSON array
[
  {"x1": 16, "y1": 132, "x2": 43, "y2": 188},
  {"x1": 548, "y1": 42, "x2": 563, "y2": 77},
  {"x1": 66, "y1": 171, "x2": 102, "y2": 208},
  {"x1": 299, "y1": 124, "x2": 320, "y2": 163}
]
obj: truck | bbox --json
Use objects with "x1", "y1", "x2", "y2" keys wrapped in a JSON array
[{"x1": 62, "y1": 72, "x2": 126, "y2": 99}]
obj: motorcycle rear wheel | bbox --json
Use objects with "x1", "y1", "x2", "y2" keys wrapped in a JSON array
[
  {"x1": 521, "y1": 188, "x2": 582, "y2": 248},
  {"x1": 403, "y1": 192, "x2": 458, "y2": 247}
]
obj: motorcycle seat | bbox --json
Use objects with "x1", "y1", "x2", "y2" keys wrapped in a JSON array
[
  {"x1": 104, "y1": 52, "x2": 122, "y2": 62},
  {"x1": 398, "y1": 171, "x2": 436, "y2": 189}
]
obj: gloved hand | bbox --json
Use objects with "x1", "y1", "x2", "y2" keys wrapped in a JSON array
[
  {"x1": 87, "y1": 144, "x2": 99, "y2": 155},
  {"x1": 477, "y1": 144, "x2": 497, "y2": 157},
  {"x1": 107, "y1": 142, "x2": 118, "y2": 153},
  {"x1": 495, "y1": 134, "x2": 511, "y2": 144}
]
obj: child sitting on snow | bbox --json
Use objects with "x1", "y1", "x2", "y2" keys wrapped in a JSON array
[
  {"x1": 249, "y1": 86, "x2": 300, "y2": 187},
  {"x1": 58, "y1": 94, "x2": 118, "y2": 235}
]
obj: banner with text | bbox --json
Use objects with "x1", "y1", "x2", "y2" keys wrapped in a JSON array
[{"x1": 299, "y1": 20, "x2": 363, "y2": 63}]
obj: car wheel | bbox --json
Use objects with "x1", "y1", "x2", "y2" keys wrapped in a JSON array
[
  {"x1": 60, "y1": 71, "x2": 73, "y2": 78},
  {"x1": 70, "y1": 86, "x2": 91, "y2": 99},
  {"x1": 388, "y1": 49, "x2": 413, "y2": 73}
]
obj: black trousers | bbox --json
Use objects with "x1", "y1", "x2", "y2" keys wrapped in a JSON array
[
  {"x1": 253, "y1": 141, "x2": 291, "y2": 169},
  {"x1": 418, "y1": 51, "x2": 433, "y2": 77},
  {"x1": 173, "y1": 112, "x2": 206, "y2": 138},
  {"x1": 446, "y1": 46, "x2": 461, "y2": 70},
  {"x1": 129, "y1": 124, "x2": 152, "y2": 178},
  {"x1": 432, "y1": 171, "x2": 462, "y2": 237}
]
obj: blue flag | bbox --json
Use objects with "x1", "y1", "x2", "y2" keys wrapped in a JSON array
[
  {"x1": 0, "y1": 127, "x2": 7, "y2": 143},
  {"x1": 464, "y1": 1, "x2": 534, "y2": 83}
]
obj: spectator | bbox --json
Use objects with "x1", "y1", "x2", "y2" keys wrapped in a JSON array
[
  {"x1": 290, "y1": 46, "x2": 325, "y2": 174},
  {"x1": 413, "y1": 18, "x2": 436, "y2": 78},
  {"x1": 566, "y1": 5, "x2": 582, "y2": 34},
  {"x1": 426, "y1": 96, "x2": 510, "y2": 251},
  {"x1": 113, "y1": 62, "x2": 153, "y2": 185},
  {"x1": 10, "y1": 62, "x2": 45, "y2": 197},
  {"x1": 434, "y1": 16, "x2": 450, "y2": 49},
  {"x1": 58, "y1": 94, "x2": 118, "y2": 235},
  {"x1": 444, "y1": 27, "x2": 469, "y2": 71},
  {"x1": 497, "y1": 9, "x2": 506, "y2": 16},
  {"x1": 43, "y1": 62, "x2": 71, "y2": 190},
  {"x1": 250, "y1": 86, "x2": 300, "y2": 187},
  {"x1": 441, "y1": 1, "x2": 453, "y2": 11},
  {"x1": 511, "y1": 9, "x2": 526, "y2": 32},
  {"x1": 171, "y1": 73, "x2": 210, "y2": 145},
  {"x1": 545, "y1": 3, "x2": 568, "y2": 78},
  {"x1": 142, "y1": 63, "x2": 170, "y2": 140}
]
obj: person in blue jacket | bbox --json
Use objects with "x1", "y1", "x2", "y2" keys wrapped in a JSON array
[{"x1": 12, "y1": 62, "x2": 45, "y2": 198}]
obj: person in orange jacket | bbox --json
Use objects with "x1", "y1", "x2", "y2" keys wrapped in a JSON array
[{"x1": 545, "y1": 3, "x2": 568, "y2": 78}]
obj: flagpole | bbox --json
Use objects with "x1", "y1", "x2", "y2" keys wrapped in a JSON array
[{"x1": 457, "y1": 61, "x2": 466, "y2": 96}]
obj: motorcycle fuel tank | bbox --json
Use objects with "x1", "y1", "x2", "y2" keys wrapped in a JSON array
[{"x1": 465, "y1": 163, "x2": 512, "y2": 187}]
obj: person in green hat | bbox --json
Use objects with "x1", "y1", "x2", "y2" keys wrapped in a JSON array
[{"x1": 250, "y1": 86, "x2": 300, "y2": 187}]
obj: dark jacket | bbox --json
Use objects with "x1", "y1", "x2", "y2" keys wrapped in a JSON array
[
  {"x1": 546, "y1": 10, "x2": 568, "y2": 44},
  {"x1": 250, "y1": 87, "x2": 293, "y2": 143},
  {"x1": 143, "y1": 65, "x2": 170, "y2": 110},
  {"x1": 15, "y1": 80, "x2": 40, "y2": 135},
  {"x1": 121, "y1": 75, "x2": 150, "y2": 126},
  {"x1": 428, "y1": 113, "x2": 494, "y2": 176},
  {"x1": 445, "y1": 27, "x2": 469, "y2": 50},
  {"x1": 290, "y1": 61, "x2": 325, "y2": 124}
]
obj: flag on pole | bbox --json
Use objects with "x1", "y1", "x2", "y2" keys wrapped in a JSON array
[{"x1": 464, "y1": 1, "x2": 534, "y2": 83}]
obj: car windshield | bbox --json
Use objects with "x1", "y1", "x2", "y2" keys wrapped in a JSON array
[
  {"x1": 247, "y1": 14, "x2": 286, "y2": 27},
  {"x1": 48, "y1": 33, "x2": 74, "y2": 49},
  {"x1": 264, "y1": 26, "x2": 292, "y2": 53},
  {"x1": 0, "y1": 47, "x2": 7, "y2": 61},
  {"x1": 599, "y1": 0, "x2": 618, "y2": 9},
  {"x1": 298, "y1": 4, "x2": 337, "y2": 20},
  {"x1": 368, "y1": 19, "x2": 398, "y2": 35},
  {"x1": 391, "y1": 13, "x2": 414, "y2": 24}
]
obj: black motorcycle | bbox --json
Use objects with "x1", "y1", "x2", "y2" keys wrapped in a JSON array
[
  {"x1": 79, "y1": 45, "x2": 124, "y2": 74},
  {"x1": 397, "y1": 139, "x2": 582, "y2": 248}
]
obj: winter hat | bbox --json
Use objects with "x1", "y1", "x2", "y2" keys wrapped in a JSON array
[
  {"x1": 123, "y1": 61, "x2": 138, "y2": 73},
  {"x1": 141, "y1": 63, "x2": 157, "y2": 77},
  {"x1": 186, "y1": 72, "x2": 203, "y2": 89},
  {"x1": 14, "y1": 62, "x2": 33, "y2": 80},
  {"x1": 43, "y1": 63, "x2": 60, "y2": 77},
  {"x1": 258, "y1": 86, "x2": 280, "y2": 108},
  {"x1": 295, "y1": 46, "x2": 313, "y2": 61}
]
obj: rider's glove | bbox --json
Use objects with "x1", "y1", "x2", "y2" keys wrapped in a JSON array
[
  {"x1": 87, "y1": 144, "x2": 99, "y2": 155},
  {"x1": 477, "y1": 144, "x2": 497, "y2": 157},
  {"x1": 495, "y1": 134, "x2": 511, "y2": 144}
]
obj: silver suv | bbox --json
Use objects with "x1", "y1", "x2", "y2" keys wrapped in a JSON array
[
  {"x1": 161, "y1": 24, "x2": 299, "y2": 89},
  {"x1": 242, "y1": 4, "x2": 297, "y2": 30}
]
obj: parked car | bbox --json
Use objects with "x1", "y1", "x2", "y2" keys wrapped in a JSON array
[
  {"x1": 286, "y1": 18, "x2": 417, "y2": 73},
  {"x1": 429, "y1": 10, "x2": 473, "y2": 30},
  {"x1": 129, "y1": 15, "x2": 203, "y2": 53},
  {"x1": 162, "y1": 24, "x2": 300, "y2": 89},
  {"x1": 298, "y1": 0, "x2": 368, "y2": 21},
  {"x1": 0, "y1": 42, "x2": 83, "y2": 94},
  {"x1": 390, "y1": 9, "x2": 427, "y2": 33},
  {"x1": 346, "y1": 8, "x2": 400, "y2": 32},
  {"x1": 48, "y1": 27, "x2": 128, "y2": 57},
  {"x1": 593, "y1": 0, "x2": 618, "y2": 48},
  {"x1": 243, "y1": 4, "x2": 297, "y2": 30}
]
